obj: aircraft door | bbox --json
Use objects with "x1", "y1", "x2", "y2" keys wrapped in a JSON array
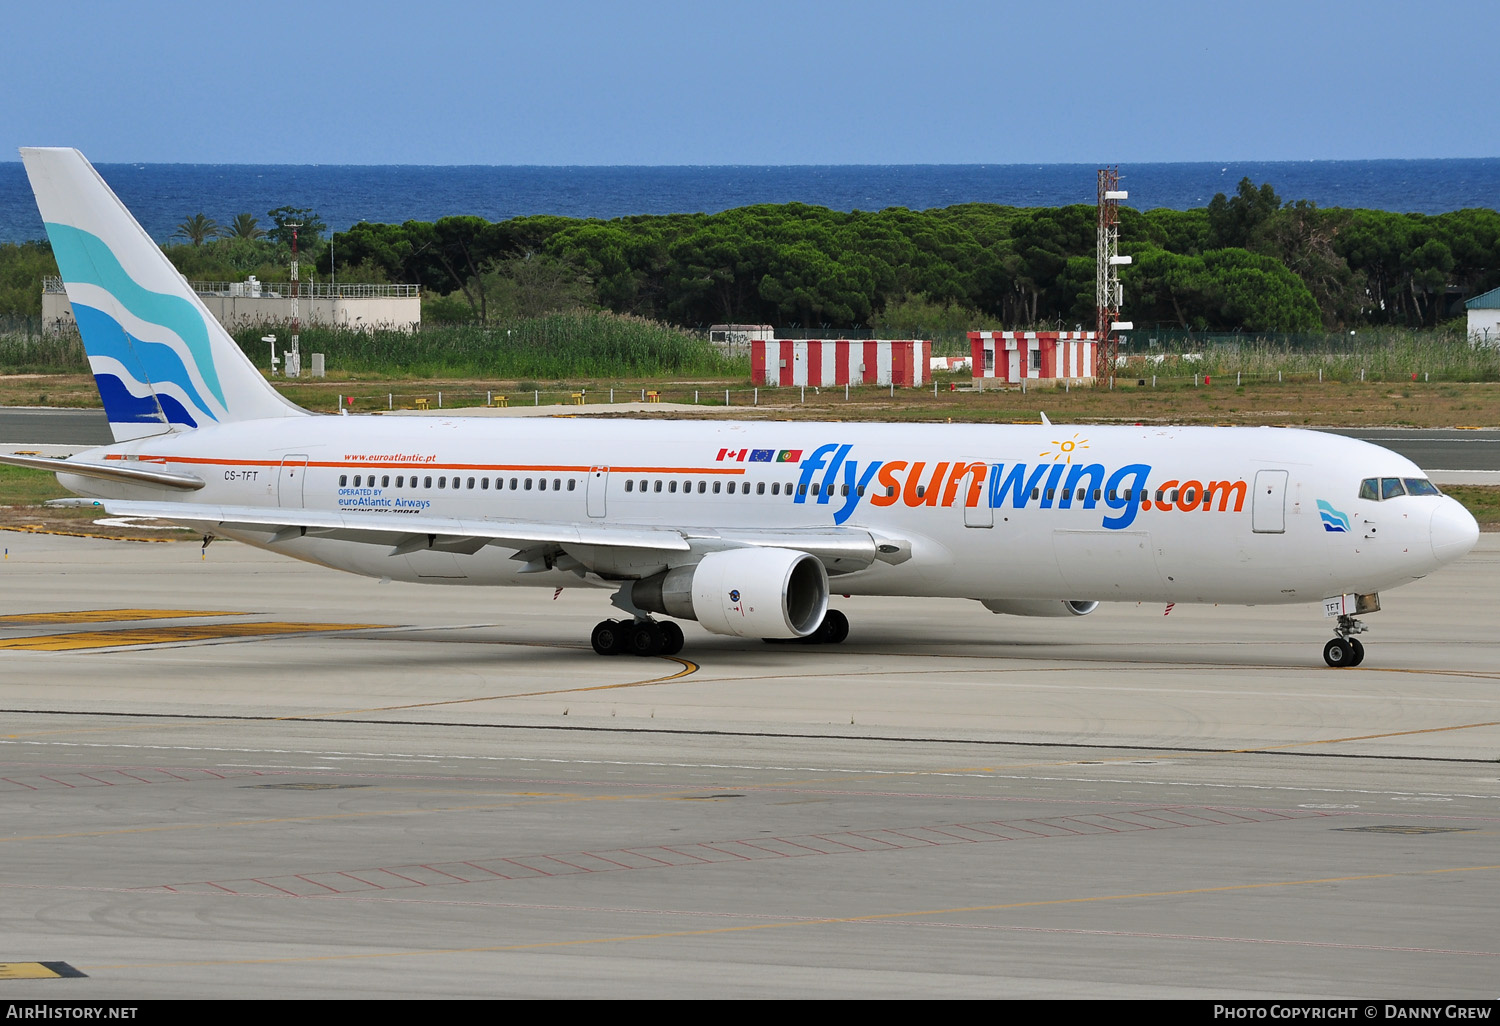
[
  {"x1": 278, "y1": 454, "x2": 309, "y2": 507},
  {"x1": 963, "y1": 462, "x2": 996, "y2": 528},
  {"x1": 1252, "y1": 469, "x2": 1288, "y2": 533},
  {"x1": 587, "y1": 466, "x2": 608, "y2": 518}
]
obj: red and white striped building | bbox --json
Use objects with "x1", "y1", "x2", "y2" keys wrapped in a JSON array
[
  {"x1": 750, "y1": 339, "x2": 932, "y2": 388},
  {"x1": 968, "y1": 331, "x2": 1098, "y2": 387}
]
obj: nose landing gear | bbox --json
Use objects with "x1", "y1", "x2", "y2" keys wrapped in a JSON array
[{"x1": 1323, "y1": 614, "x2": 1368, "y2": 667}]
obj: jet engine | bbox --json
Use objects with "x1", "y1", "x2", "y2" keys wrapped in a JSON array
[
  {"x1": 631, "y1": 548, "x2": 828, "y2": 639},
  {"x1": 980, "y1": 599, "x2": 1099, "y2": 617}
]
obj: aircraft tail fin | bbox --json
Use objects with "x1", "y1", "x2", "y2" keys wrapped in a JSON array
[{"x1": 21, "y1": 147, "x2": 307, "y2": 441}]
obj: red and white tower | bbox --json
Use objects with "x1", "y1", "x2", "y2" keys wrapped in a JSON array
[{"x1": 1096, "y1": 168, "x2": 1131, "y2": 386}]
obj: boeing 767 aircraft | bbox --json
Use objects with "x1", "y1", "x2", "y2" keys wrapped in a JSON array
[{"x1": 3, "y1": 147, "x2": 1480, "y2": 665}]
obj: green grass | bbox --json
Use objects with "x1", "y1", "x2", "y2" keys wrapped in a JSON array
[
  {"x1": 0, "y1": 330, "x2": 88, "y2": 373},
  {"x1": 1122, "y1": 326, "x2": 1500, "y2": 385},
  {"x1": 1442, "y1": 485, "x2": 1500, "y2": 525},
  {"x1": 0, "y1": 464, "x2": 71, "y2": 505},
  {"x1": 231, "y1": 310, "x2": 747, "y2": 380}
]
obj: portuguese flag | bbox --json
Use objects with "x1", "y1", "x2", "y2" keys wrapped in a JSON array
[{"x1": 776, "y1": 450, "x2": 802, "y2": 463}]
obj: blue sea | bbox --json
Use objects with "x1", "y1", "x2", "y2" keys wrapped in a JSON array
[{"x1": 1, "y1": 159, "x2": 1497, "y2": 245}]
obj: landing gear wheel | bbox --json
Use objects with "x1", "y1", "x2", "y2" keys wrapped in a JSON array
[
  {"x1": 591, "y1": 619, "x2": 628, "y2": 656},
  {"x1": 1347, "y1": 638, "x2": 1365, "y2": 666},
  {"x1": 801, "y1": 608, "x2": 850, "y2": 645},
  {"x1": 822, "y1": 609, "x2": 849, "y2": 644},
  {"x1": 1323, "y1": 637, "x2": 1355, "y2": 667},
  {"x1": 658, "y1": 620, "x2": 684, "y2": 656},
  {"x1": 804, "y1": 612, "x2": 852, "y2": 645},
  {"x1": 628, "y1": 620, "x2": 664, "y2": 657}
]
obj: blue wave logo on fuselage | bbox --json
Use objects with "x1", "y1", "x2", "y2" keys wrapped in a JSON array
[{"x1": 1318, "y1": 500, "x2": 1351, "y2": 533}]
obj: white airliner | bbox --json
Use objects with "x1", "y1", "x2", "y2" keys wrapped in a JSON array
[{"x1": 5, "y1": 147, "x2": 1480, "y2": 666}]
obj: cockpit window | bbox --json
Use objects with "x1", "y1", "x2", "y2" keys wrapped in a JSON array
[{"x1": 1361, "y1": 476, "x2": 1441, "y2": 501}]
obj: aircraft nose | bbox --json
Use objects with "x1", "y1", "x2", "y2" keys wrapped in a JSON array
[{"x1": 1430, "y1": 498, "x2": 1479, "y2": 565}]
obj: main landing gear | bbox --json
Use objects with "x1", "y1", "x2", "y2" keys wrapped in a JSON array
[
  {"x1": 591, "y1": 618, "x2": 684, "y2": 657},
  {"x1": 762, "y1": 609, "x2": 851, "y2": 646},
  {"x1": 589, "y1": 610, "x2": 852, "y2": 656},
  {"x1": 1322, "y1": 614, "x2": 1368, "y2": 668}
]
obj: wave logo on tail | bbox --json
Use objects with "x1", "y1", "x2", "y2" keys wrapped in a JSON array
[
  {"x1": 1317, "y1": 499, "x2": 1351, "y2": 533},
  {"x1": 48, "y1": 222, "x2": 225, "y2": 430}
]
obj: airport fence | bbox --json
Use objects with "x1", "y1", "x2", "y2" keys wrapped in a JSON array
[
  {"x1": 1111, "y1": 326, "x2": 1500, "y2": 384},
  {"x1": 303, "y1": 362, "x2": 1492, "y2": 417}
]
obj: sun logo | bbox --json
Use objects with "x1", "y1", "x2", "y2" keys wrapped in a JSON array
[{"x1": 1040, "y1": 434, "x2": 1089, "y2": 464}]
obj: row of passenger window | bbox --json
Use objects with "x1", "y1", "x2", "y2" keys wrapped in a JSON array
[
  {"x1": 341, "y1": 473, "x2": 578, "y2": 492},
  {"x1": 1359, "y1": 476, "x2": 1441, "y2": 501},
  {"x1": 335, "y1": 473, "x2": 1161, "y2": 504},
  {"x1": 623, "y1": 478, "x2": 876, "y2": 497}
]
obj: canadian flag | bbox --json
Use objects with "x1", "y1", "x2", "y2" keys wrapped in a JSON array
[{"x1": 716, "y1": 448, "x2": 748, "y2": 462}]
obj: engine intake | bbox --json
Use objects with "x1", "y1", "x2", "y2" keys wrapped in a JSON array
[{"x1": 631, "y1": 548, "x2": 829, "y2": 639}]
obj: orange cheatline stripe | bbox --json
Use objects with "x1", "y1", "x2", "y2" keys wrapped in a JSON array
[{"x1": 105, "y1": 455, "x2": 749, "y2": 475}]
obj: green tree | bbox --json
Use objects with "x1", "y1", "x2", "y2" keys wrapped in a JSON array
[
  {"x1": 1130, "y1": 246, "x2": 1320, "y2": 332},
  {"x1": 173, "y1": 213, "x2": 220, "y2": 246},
  {"x1": 225, "y1": 213, "x2": 265, "y2": 239},
  {"x1": 0, "y1": 241, "x2": 59, "y2": 317},
  {"x1": 1251, "y1": 201, "x2": 1361, "y2": 328},
  {"x1": 1132, "y1": 207, "x2": 1212, "y2": 255},
  {"x1": 1337, "y1": 209, "x2": 1413, "y2": 324},
  {"x1": 870, "y1": 293, "x2": 987, "y2": 337},
  {"x1": 266, "y1": 207, "x2": 328, "y2": 248},
  {"x1": 1207, "y1": 178, "x2": 1282, "y2": 249},
  {"x1": 480, "y1": 254, "x2": 595, "y2": 319}
]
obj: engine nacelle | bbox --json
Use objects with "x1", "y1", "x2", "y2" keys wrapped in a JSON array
[
  {"x1": 980, "y1": 599, "x2": 1099, "y2": 618},
  {"x1": 631, "y1": 548, "x2": 828, "y2": 639}
]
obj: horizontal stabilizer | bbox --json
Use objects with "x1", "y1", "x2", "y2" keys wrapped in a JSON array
[{"x1": 0, "y1": 452, "x2": 205, "y2": 490}]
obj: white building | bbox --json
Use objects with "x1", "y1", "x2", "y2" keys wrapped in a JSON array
[
  {"x1": 42, "y1": 277, "x2": 421, "y2": 335},
  {"x1": 1466, "y1": 286, "x2": 1500, "y2": 345},
  {"x1": 708, "y1": 324, "x2": 774, "y2": 359}
]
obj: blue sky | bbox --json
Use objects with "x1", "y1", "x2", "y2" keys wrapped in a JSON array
[{"x1": 3, "y1": 0, "x2": 1495, "y2": 164}]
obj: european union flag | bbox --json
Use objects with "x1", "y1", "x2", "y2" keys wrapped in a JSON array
[{"x1": 749, "y1": 449, "x2": 774, "y2": 462}]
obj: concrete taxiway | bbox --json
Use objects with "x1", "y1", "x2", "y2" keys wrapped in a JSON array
[{"x1": 0, "y1": 530, "x2": 1497, "y2": 998}]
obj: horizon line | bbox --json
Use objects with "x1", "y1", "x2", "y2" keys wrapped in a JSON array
[{"x1": 5, "y1": 156, "x2": 1500, "y2": 169}]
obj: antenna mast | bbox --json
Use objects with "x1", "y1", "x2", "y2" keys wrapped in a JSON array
[
  {"x1": 287, "y1": 223, "x2": 302, "y2": 378},
  {"x1": 1096, "y1": 168, "x2": 1131, "y2": 386}
]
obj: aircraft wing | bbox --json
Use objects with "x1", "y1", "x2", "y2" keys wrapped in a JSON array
[{"x1": 99, "y1": 500, "x2": 896, "y2": 574}]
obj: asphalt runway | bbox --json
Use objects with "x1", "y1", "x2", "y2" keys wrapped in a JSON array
[
  {"x1": 1325, "y1": 428, "x2": 1500, "y2": 473},
  {"x1": 0, "y1": 407, "x2": 110, "y2": 445},
  {"x1": 1, "y1": 531, "x2": 1497, "y2": 998}
]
